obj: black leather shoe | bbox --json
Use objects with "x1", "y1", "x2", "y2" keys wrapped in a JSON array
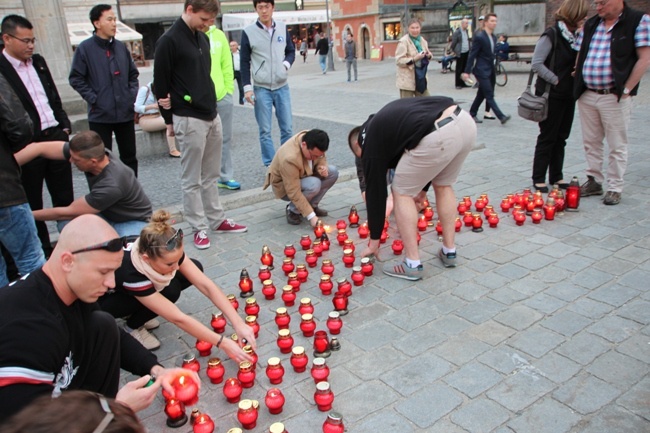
[
  {"x1": 500, "y1": 115, "x2": 512, "y2": 125},
  {"x1": 286, "y1": 206, "x2": 302, "y2": 225},
  {"x1": 472, "y1": 116, "x2": 483, "y2": 124},
  {"x1": 313, "y1": 207, "x2": 328, "y2": 217}
]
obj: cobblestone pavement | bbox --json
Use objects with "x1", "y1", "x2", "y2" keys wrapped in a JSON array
[{"x1": 103, "y1": 58, "x2": 649, "y2": 432}]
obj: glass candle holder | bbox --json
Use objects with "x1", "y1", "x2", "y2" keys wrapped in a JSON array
[
  {"x1": 332, "y1": 292, "x2": 349, "y2": 316},
  {"x1": 245, "y1": 315, "x2": 260, "y2": 338},
  {"x1": 336, "y1": 229, "x2": 348, "y2": 246},
  {"x1": 342, "y1": 248, "x2": 355, "y2": 268},
  {"x1": 305, "y1": 249, "x2": 318, "y2": 268},
  {"x1": 351, "y1": 266, "x2": 364, "y2": 286},
  {"x1": 244, "y1": 297, "x2": 260, "y2": 318},
  {"x1": 296, "y1": 264, "x2": 309, "y2": 283},
  {"x1": 312, "y1": 240, "x2": 323, "y2": 257},
  {"x1": 206, "y1": 357, "x2": 225, "y2": 384},
  {"x1": 211, "y1": 312, "x2": 226, "y2": 333},
  {"x1": 423, "y1": 205, "x2": 434, "y2": 221},
  {"x1": 357, "y1": 222, "x2": 369, "y2": 239},
  {"x1": 348, "y1": 205, "x2": 359, "y2": 227},
  {"x1": 544, "y1": 198, "x2": 556, "y2": 221},
  {"x1": 261, "y1": 279, "x2": 277, "y2": 300},
  {"x1": 320, "y1": 233, "x2": 331, "y2": 251},
  {"x1": 287, "y1": 272, "x2": 301, "y2": 292},
  {"x1": 260, "y1": 245, "x2": 274, "y2": 270},
  {"x1": 242, "y1": 345, "x2": 258, "y2": 369},
  {"x1": 299, "y1": 297, "x2": 314, "y2": 315},
  {"x1": 319, "y1": 274, "x2": 333, "y2": 295},
  {"x1": 300, "y1": 234, "x2": 312, "y2": 251},
  {"x1": 326, "y1": 311, "x2": 343, "y2": 335},
  {"x1": 360, "y1": 257, "x2": 374, "y2": 276},
  {"x1": 281, "y1": 258, "x2": 295, "y2": 276},
  {"x1": 311, "y1": 357, "x2": 330, "y2": 383},
  {"x1": 266, "y1": 357, "x2": 284, "y2": 384},
  {"x1": 314, "y1": 381, "x2": 334, "y2": 412},
  {"x1": 454, "y1": 217, "x2": 462, "y2": 232},
  {"x1": 237, "y1": 399, "x2": 258, "y2": 430},
  {"x1": 258, "y1": 265, "x2": 272, "y2": 284},
  {"x1": 182, "y1": 353, "x2": 200, "y2": 373},
  {"x1": 238, "y1": 268, "x2": 254, "y2": 298},
  {"x1": 274, "y1": 307, "x2": 291, "y2": 330},
  {"x1": 313, "y1": 330, "x2": 331, "y2": 358},
  {"x1": 290, "y1": 346, "x2": 309, "y2": 373},
  {"x1": 193, "y1": 413, "x2": 215, "y2": 433},
  {"x1": 321, "y1": 259, "x2": 335, "y2": 276},
  {"x1": 237, "y1": 361, "x2": 256, "y2": 389},
  {"x1": 336, "y1": 278, "x2": 352, "y2": 298},
  {"x1": 336, "y1": 219, "x2": 347, "y2": 230},
  {"x1": 227, "y1": 294, "x2": 239, "y2": 312},
  {"x1": 195, "y1": 339, "x2": 212, "y2": 357},
  {"x1": 223, "y1": 377, "x2": 243, "y2": 403},
  {"x1": 463, "y1": 211, "x2": 473, "y2": 227},
  {"x1": 283, "y1": 243, "x2": 296, "y2": 258},
  {"x1": 417, "y1": 215, "x2": 428, "y2": 231},
  {"x1": 487, "y1": 213, "x2": 499, "y2": 228},
  {"x1": 457, "y1": 200, "x2": 468, "y2": 215},
  {"x1": 172, "y1": 373, "x2": 199, "y2": 406},
  {"x1": 471, "y1": 213, "x2": 484, "y2": 233},
  {"x1": 391, "y1": 239, "x2": 404, "y2": 255},
  {"x1": 314, "y1": 219, "x2": 325, "y2": 238},
  {"x1": 300, "y1": 313, "x2": 316, "y2": 337},
  {"x1": 322, "y1": 411, "x2": 345, "y2": 433},
  {"x1": 566, "y1": 176, "x2": 580, "y2": 211},
  {"x1": 277, "y1": 329, "x2": 294, "y2": 354},
  {"x1": 269, "y1": 422, "x2": 288, "y2": 433},
  {"x1": 265, "y1": 388, "x2": 285, "y2": 415},
  {"x1": 165, "y1": 398, "x2": 188, "y2": 428},
  {"x1": 281, "y1": 285, "x2": 296, "y2": 307}
]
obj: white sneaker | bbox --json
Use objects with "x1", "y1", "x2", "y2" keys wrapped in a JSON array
[
  {"x1": 143, "y1": 318, "x2": 160, "y2": 330},
  {"x1": 129, "y1": 327, "x2": 161, "y2": 350}
]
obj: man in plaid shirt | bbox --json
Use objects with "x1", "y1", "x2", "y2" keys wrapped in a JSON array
[{"x1": 573, "y1": 0, "x2": 649, "y2": 205}]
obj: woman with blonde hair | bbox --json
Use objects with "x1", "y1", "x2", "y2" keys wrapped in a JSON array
[
  {"x1": 98, "y1": 210, "x2": 255, "y2": 361},
  {"x1": 396, "y1": 19, "x2": 433, "y2": 98},
  {"x1": 530, "y1": 0, "x2": 589, "y2": 192}
]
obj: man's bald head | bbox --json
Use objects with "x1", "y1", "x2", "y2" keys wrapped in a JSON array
[
  {"x1": 461, "y1": 18, "x2": 469, "y2": 29},
  {"x1": 45, "y1": 215, "x2": 124, "y2": 305}
]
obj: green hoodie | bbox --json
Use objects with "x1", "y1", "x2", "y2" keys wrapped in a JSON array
[{"x1": 206, "y1": 26, "x2": 234, "y2": 101}]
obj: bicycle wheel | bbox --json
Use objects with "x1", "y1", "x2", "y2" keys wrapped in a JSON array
[{"x1": 495, "y1": 62, "x2": 508, "y2": 87}]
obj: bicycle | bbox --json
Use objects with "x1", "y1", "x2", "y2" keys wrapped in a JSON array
[{"x1": 495, "y1": 58, "x2": 508, "y2": 87}]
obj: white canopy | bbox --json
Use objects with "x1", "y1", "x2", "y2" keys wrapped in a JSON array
[
  {"x1": 222, "y1": 10, "x2": 328, "y2": 32},
  {"x1": 68, "y1": 21, "x2": 142, "y2": 47}
]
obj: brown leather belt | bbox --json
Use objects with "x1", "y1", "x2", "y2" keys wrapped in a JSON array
[{"x1": 588, "y1": 88, "x2": 616, "y2": 95}]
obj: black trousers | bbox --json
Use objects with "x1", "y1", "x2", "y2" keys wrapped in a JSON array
[
  {"x1": 234, "y1": 71, "x2": 245, "y2": 104},
  {"x1": 21, "y1": 127, "x2": 73, "y2": 256},
  {"x1": 99, "y1": 258, "x2": 203, "y2": 329},
  {"x1": 532, "y1": 96, "x2": 576, "y2": 185},
  {"x1": 69, "y1": 310, "x2": 122, "y2": 397},
  {"x1": 455, "y1": 52, "x2": 469, "y2": 87},
  {"x1": 89, "y1": 120, "x2": 138, "y2": 176},
  {"x1": 469, "y1": 73, "x2": 505, "y2": 120}
]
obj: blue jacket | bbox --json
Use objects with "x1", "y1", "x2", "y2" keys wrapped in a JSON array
[
  {"x1": 465, "y1": 31, "x2": 496, "y2": 78},
  {"x1": 69, "y1": 34, "x2": 139, "y2": 123}
]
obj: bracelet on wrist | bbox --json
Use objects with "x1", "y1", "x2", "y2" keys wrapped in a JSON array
[{"x1": 216, "y1": 334, "x2": 224, "y2": 348}]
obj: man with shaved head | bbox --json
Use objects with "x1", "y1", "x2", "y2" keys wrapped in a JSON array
[
  {"x1": 451, "y1": 18, "x2": 471, "y2": 89},
  {"x1": 0, "y1": 215, "x2": 197, "y2": 420}
]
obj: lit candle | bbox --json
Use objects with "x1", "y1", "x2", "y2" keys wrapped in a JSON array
[{"x1": 172, "y1": 373, "x2": 199, "y2": 406}]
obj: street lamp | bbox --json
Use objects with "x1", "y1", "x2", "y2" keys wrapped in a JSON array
[{"x1": 325, "y1": 0, "x2": 335, "y2": 71}]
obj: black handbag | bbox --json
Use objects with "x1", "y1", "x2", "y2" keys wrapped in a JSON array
[{"x1": 517, "y1": 28, "x2": 557, "y2": 122}]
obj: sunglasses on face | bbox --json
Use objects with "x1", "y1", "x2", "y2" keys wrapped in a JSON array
[{"x1": 71, "y1": 237, "x2": 127, "y2": 254}]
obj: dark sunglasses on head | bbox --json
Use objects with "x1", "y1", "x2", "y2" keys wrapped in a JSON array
[
  {"x1": 153, "y1": 228, "x2": 184, "y2": 251},
  {"x1": 71, "y1": 237, "x2": 127, "y2": 254}
]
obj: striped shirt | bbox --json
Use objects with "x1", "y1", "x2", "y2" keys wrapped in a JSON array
[{"x1": 576, "y1": 14, "x2": 650, "y2": 89}]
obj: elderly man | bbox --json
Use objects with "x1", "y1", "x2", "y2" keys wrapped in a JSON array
[
  {"x1": 451, "y1": 18, "x2": 471, "y2": 89},
  {"x1": 15, "y1": 131, "x2": 152, "y2": 237},
  {"x1": 349, "y1": 97, "x2": 475, "y2": 280},
  {"x1": 574, "y1": 0, "x2": 649, "y2": 205},
  {"x1": 0, "y1": 214, "x2": 197, "y2": 420},
  {"x1": 263, "y1": 129, "x2": 338, "y2": 227}
]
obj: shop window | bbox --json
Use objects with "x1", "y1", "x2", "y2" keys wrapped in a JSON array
[{"x1": 383, "y1": 22, "x2": 401, "y2": 41}]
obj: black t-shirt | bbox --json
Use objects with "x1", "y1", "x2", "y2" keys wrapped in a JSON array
[
  {"x1": 113, "y1": 247, "x2": 186, "y2": 297},
  {"x1": 0, "y1": 269, "x2": 159, "y2": 419},
  {"x1": 360, "y1": 96, "x2": 455, "y2": 238}
]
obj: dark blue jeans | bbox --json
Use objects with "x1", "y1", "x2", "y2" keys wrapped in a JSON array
[
  {"x1": 0, "y1": 203, "x2": 46, "y2": 287},
  {"x1": 469, "y1": 73, "x2": 505, "y2": 120}
]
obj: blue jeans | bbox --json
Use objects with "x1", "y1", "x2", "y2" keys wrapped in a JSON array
[
  {"x1": 0, "y1": 203, "x2": 46, "y2": 287},
  {"x1": 319, "y1": 55, "x2": 327, "y2": 72},
  {"x1": 283, "y1": 165, "x2": 339, "y2": 214},
  {"x1": 254, "y1": 85, "x2": 293, "y2": 166},
  {"x1": 106, "y1": 219, "x2": 148, "y2": 237}
]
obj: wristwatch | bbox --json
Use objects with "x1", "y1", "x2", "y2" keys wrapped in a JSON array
[{"x1": 623, "y1": 87, "x2": 631, "y2": 95}]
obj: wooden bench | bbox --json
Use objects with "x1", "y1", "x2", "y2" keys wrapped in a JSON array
[{"x1": 502, "y1": 35, "x2": 538, "y2": 64}]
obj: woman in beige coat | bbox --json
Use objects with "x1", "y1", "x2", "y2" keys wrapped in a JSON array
[{"x1": 395, "y1": 19, "x2": 433, "y2": 98}]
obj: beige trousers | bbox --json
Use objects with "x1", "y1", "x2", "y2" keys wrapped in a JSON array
[
  {"x1": 577, "y1": 91, "x2": 632, "y2": 193},
  {"x1": 138, "y1": 114, "x2": 178, "y2": 153}
]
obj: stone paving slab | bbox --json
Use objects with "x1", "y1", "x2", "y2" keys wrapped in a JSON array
[{"x1": 99, "y1": 59, "x2": 650, "y2": 432}]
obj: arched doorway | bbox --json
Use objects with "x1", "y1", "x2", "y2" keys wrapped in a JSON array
[{"x1": 362, "y1": 27, "x2": 370, "y2": 59}]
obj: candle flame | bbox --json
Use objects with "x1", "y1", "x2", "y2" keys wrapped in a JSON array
[{"x1": 323, "y1": 225, "x2": 331, "y2": 233}]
